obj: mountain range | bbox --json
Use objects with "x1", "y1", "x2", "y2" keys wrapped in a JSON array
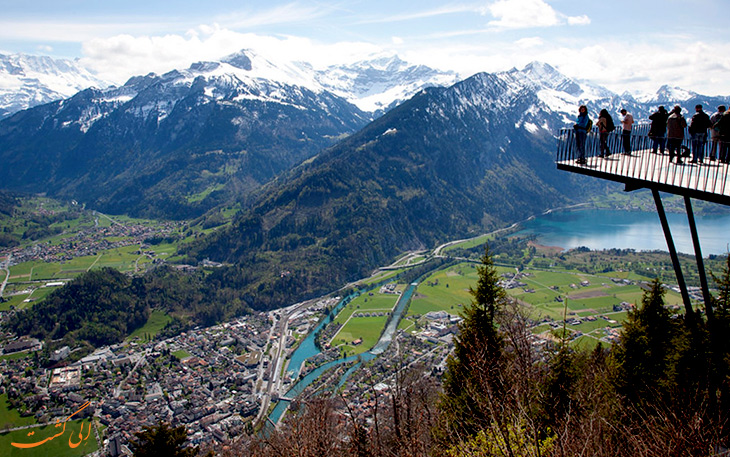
[
  {"x1": 0, "y1": 53, "x2": 111, "y2": 120},
  {"x1": 1, "y1": 49, "x2": 728, "y2": 308}
]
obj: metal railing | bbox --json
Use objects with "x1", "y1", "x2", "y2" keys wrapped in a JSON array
[{"x1": 556, "y1": 126, "x2": 730, "y2": 203}]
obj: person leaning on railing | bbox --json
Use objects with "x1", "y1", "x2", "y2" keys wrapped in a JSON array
[{"x1": 667, "y1": 105, "x2": 687, "y2": 165}]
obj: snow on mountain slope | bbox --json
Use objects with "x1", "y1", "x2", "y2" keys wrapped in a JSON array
[
  {"x1": 316, "y1": 54, "x2": 459, "y2": 113},
  {"x1": 0, "y1": 53, "x2": 111, "y2": 118},
  {"x1": 636, "y1": 84, "x2": 699, "y2": 103}
]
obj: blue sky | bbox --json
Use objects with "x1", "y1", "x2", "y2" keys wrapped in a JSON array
[{"x1": 1, "y1": 0, "x2": 728, "y2": 96}]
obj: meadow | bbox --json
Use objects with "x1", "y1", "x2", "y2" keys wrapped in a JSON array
[
  {"x1": 0, "y1": 419, "x2": 99, "y2": 457},
  {"x1": 127, "y1": 310, "x2": 172, "y2": 343},
  {"x1": 402, "y1": 260, "x2": 686, "y2": 349},
  {"x1": 329, "y1": 290, "x2": 401, "y2": 356}
]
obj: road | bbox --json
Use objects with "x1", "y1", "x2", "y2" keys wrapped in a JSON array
[
  {"x1": 253, "y1": 299, "x2": 316, "y2": 428},
  {"x1": 0, "y1": 253, "x2": 10, "y2": 298}
]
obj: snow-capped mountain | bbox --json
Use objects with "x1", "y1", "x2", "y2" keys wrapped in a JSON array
[
  {"x1": 0, "y1": 53, "x2": 111, "y2": 119},
  {"x1": 1, "y1": 51, "x2": 724, "y2": 220},
  {"x1": 636, "y1": 85, "x2": 700, "y2": 104},
  {"x1": 0, "y1": 49, "x2": 371, "y2": 218},
  {"x1": 314, "y1": 54, "x2": 460, "y2": 114},
  {"x1": 0, "y1": 49, "x2": 460, "y2": 120}
]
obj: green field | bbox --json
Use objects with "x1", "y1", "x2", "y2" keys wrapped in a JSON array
[
  {"x1": 356, "y1": 269, "x2": 404, "y2": 288},
  {"x1": 329, "y1": 290, "x2": 399, "y2": 355},
  {"x1": 0, "y1": 394, "x2": 36, "y2": 429},
  {"x1": 127, "y1": 310, "x2": 172, "y2": 343},
  {"x1": 331, "y1": 316, "x2": 389, "y2": 357},
  {"x1": 333, "y1": 292, "x2": 399, "y2": 326},
  {"x1": 0, "y1": 419, "x2": 99, "y2": 457},
  {"x1": 442, "y1": 234, "x2": 493, "y2": 253},
  {"x1": 0, "y1": 284, "x2": 66, "y2": 311},
  {"x1": 408, "y1": 263, "x2": 478, "y2": 317},
  {"x1": 7, "y1": 245, "x2": 154, "y2": 284},
  {"x1": 172, "y1": 349, "x2": 192, "y2": 360},
  {"x1": 391, "y1": 261, "x2": 691, "y2": 348}
]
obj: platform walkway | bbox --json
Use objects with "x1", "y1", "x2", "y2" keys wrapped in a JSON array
[{"x1": 556, "y1": 127, "x2": 730, "y2": 205}]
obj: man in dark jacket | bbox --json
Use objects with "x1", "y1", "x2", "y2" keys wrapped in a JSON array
[
  {"x1": 649, "y1": 106, "x2": 668, "y2": 154},
  {"x1": 709, "y1": 105, "x2": 725, "y2": 160},
  {"x1": 689, "y1": 104, "x2": 712, "y2": 163},
  {"x1": 715, "y1": 108, "x2": 730, "y2": 164},
  {"x1": 667, "y1": 105, "x2": 687, "y2": 165}
]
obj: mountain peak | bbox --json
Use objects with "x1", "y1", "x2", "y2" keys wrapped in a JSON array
[
  {"x1": 508, "y1": 61, "x2": 582, "y2": 96},
  {"x1": 0, "y1": 52, "x2": 112, "y2": 119},
  {"x1": 221, "y1": 50, "x2": 253, "y2": 71}
]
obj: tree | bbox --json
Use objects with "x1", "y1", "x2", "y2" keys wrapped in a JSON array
[
  {"x1": 129, "y1": 422, "x2": 204, "y2": 457},
  {"x1": 612, "y1": 278, "x2": 675, "y2": 403},
  {"x1": 439, "y1": 246, "x2": 509, "y2": 440}
]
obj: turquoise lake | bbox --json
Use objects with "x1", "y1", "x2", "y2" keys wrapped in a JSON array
[{"x1": 514, "y1": 209, "x2": 730, "y2": 256}]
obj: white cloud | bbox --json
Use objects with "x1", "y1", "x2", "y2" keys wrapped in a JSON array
[
  {"x1": 78, "y1": 26, "x2": 384, "y2": 83},
  {"x1": 515, "y1": 37, "x2": 544, "y2": 48},
  {"x1": 486, "y1": 0, "x2": 560, "y2": 28},
  {"x1": 398, "y1": 35, "x2": 730, "y2": 96},
  {"x1": 567, "y1": 15, "x2": 590, "y2": 26},
  {"x1": 484, "y1": 0, "x2": 589, "y2": 29}
]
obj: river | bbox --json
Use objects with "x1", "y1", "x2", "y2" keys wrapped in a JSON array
[
  {"x1": 267, "y1": 282, "x2": 418, "y2": 425},
  {"x1": 513, "y1": 209, "x2": 730, "y2": 256}
]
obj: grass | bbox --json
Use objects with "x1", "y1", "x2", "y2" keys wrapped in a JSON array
[
  {"x1": 333, "y1": 292, "x2": 398, "y2": 326},
  {"x1": 329, "y1": 291, "x2": 399, "y2": 355},
  {"x1": 0, "y1": 419, "x2": 99, "y2": 457},
  {"x1": 356, "y1": 269, "x2": 404, "y2": 288},
  {"x1": 408, "y1": 263, "x2": 478, "y2": 317},
  {"x1": 0, "y1": 352, "x2": 31, "y2": 362},
  {"x1": 332, "y1": 316, "x2": 389, "y2": 357},
  {"x1": 172, "y1": 349, "x2": 192, "y2": 360},
  {"x1": 441, "y1": 233, "x2": 492, "y2": 253},
  {"x1": 127, "y1": 310, "x2": 172, "y2": 343},
  {"x1": 186, "y1": 184, "x2": 225, "y2": 203},
  {"x1": 0, "y1": 394, "x2": 36, "y2": 429},
  {"x1": 387, "y1": 261, "x2": 694, "y2": 349}
]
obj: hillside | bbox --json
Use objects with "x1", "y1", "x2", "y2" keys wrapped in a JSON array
[
  {"x1": 184, "y1": 72, "x2": 613, "y2": 310},
  {"x1": 0, "y1": 52, "x2": 370, "y2": 219}
]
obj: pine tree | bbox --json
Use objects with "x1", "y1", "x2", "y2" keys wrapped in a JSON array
[
  {"x1": 440, "y1": 246, "x2": 508, "y2": 438},
  {"x1": 129, "y1": 422, "x2": 205, "y2": 457},
  {"x1": 612, "y1": 278, "x2": 675, "y2": 403}
]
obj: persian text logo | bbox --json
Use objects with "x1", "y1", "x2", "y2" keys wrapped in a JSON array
[{"x1": 11, "y1": 401, "x2": 93, "y2": 450}]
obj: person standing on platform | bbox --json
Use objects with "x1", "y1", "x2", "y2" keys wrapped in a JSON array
[
  {"x1": 689, "y1": 104, "x2": 711, "y2": 164},
  {"x1": 620, "y1": 108, "x2": 634, "y2": 155},
  {"x1": 573, "y1": 105, "x2": 590, "y2": 164},
  {"x1": 715, "y1": 107, "x2": 730, "y2": 164},
  {"x1": 649, "y1": 106, "x2": 668, "y2": 155},
  {"x1": 710, "y1": 105, "x2": 726, "y2": 161},
  {"x1": 667, "y1": 105, "x2": 687, "y2": 165},
  {"x1": 596, "y1": 109, "x2": 614, "y2": 158}
]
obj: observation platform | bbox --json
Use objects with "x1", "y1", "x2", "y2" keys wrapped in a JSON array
[
  {"x1": 556, "y1": 125, "x2": 729, "y2": 317},
  {"x1": 556, "y1": 127, "x2": 730, "y2": 206}
]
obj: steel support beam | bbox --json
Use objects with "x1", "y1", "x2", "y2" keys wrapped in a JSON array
[
  {"x1": 652, "y1": 189, "x2": 693, "y2": 315},
  {"x1": 684, "y1": 195, "x2": 714, "y2": 320}
]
